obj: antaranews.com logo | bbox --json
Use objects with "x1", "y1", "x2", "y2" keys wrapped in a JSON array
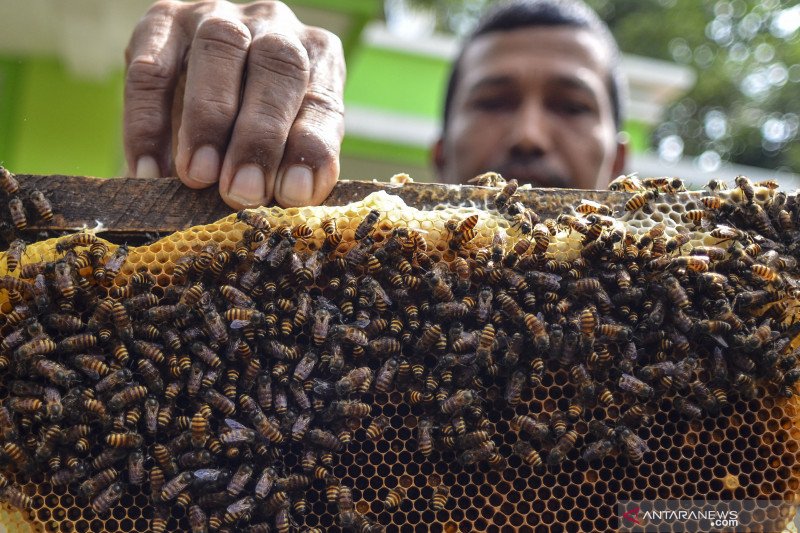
[{"x1": 618, "y1": 500, "x2": 793, "y2": 532}]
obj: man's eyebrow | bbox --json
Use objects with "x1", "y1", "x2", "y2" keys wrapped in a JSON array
[
  {"x1": 466, "y1": 74, "x2": 601, "y2": 98},
  {"x1": 466, "y1": 75, "x2": 517, "y2": 93},
  {"x1": 547, "y1": 75, "x2": 600, "y2": 99}
]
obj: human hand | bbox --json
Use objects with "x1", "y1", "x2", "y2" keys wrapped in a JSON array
[{"x1": 124, "y1": 0, "x2": 345, "y2": 208}]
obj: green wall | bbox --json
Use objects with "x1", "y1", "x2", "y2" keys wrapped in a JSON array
[
  {"x1": 345, "y1": 46, "x2": 449, "y2": 119},
  {"x1": 3, "y1": 58, "x2": 124, "y2": 177}
]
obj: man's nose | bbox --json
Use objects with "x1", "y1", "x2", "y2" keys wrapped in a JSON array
[{"x1": 509, "y1": 101, "x2": 551, "y2": 155}]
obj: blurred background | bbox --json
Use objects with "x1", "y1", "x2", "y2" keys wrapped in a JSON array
[{"x1": 0, "y1": 0, "x2": 797, "y2": 188}]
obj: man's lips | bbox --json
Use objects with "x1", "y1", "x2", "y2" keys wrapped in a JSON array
[{"x1": 493, "y1": 164, "x2": 569, "y2": 188}]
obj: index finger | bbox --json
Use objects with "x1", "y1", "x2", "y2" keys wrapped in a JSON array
[{"x1": 123, "y1": 3, "x2": 185, "y2": 178}]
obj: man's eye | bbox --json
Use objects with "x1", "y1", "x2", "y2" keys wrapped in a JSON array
[
  {"x1": 472, "y1": 97, "x2": 515, "y2": 111},
  {"x1": 553, "y1": 100, "x2": 592, "y2": 115}
]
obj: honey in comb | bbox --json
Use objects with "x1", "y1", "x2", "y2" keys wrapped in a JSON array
[{"x1": 0, "y1": 178, "x2": 799, "y2": 532}]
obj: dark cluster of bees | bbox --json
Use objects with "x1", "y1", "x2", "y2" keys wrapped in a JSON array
[
  {"x1": 0, "y1": 166, "x2": 54, "y2": 247},
  {"x1": 0, "y1": 168, "x2": 798, "y2": 531}
]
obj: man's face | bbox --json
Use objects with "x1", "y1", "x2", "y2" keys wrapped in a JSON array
[{"x1": 435, "y1": 26, "x2": 626, "y2": 189}]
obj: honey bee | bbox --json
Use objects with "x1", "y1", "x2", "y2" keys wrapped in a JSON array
[
  {"x1": 14, "y1": 337, "x2": 60, "y2": 358},
  {"x1": 705, "y1": 178, "x2": 729, "y2": 191},
  {"x1": 372, "y1": 357, "x2": 399, "y2": 394},
  {"x1": 0, "y1": 166, "x2": 20, "y2": 194},
  {"x1": 307, "y1": 428, "x2": 343, "y2": 451},
  {"x1": 417, "y1": 418, "x2": 434, "y2": 455},
  {"x1": 618, "y1": 373, "x2": 653, "y2": 399},
  {"x1": 430, "y1": 484, "x2": 450, "y2": 511},
  {"x1": 665, "y1": 233, "x2": 690, "y2": 254},
  {"x1": 51, "y1": 463, "x2": 88, "y2": 486},
  {"x1": 335, "y1": 367, "x2": 373, "y2": 396},
  {"x1": 504, "y1": 370, "x2": 526, "y2": 406},
  {"x1": 220, "y1": 463, "x2": 253, "y2": 498},
  {"x1": 615, "y1": 425, "x2": 649, "y2": 464},
  {"x1": 353, "y1": 209, "x2": 380, "y2": 241},
  {"x1": 8, "y1": 197, "x2": 26, "y2": 229},
  {"x1": 124, "y1": 450, "x2": 145, "y2": 486},
  {"x1": 735, "y1": 175, "x2": 755, "y2": 204},
  {"x1": 523, "y1": 312, "x2": 550, "y2": 351},
  {"x1": 202, "y1": 388, "x2": 236, "y2": 417},
  {"x1": 5, "y1": 239, "x2": 25, "y2": 273},
  {"x1": 510, "y1": 414, "x2": 549, "y2": 440},
  {"x1": 106, "y1": 431, "x2": 144, "y2": 448},
  {"x1": 234, "y1": 210, "x2": 272, "y2": 233},
  {"x1": 576, "y1": 199, "x2": 612, "y2": 216},
  {"x1": 79, "y1": 467, "x2": 119, "y2": 497},
  {"x1": 6, "y1": 396, "x2": 42, "y2": 415},
  {"x1": 222, "y1": 495, "x2": 257, "y2": 525},
  {"x1": 187, "y1": 504, "x2": 208, "y2": 533},
  {"x1": 383, "y1": 486, "x2": 407, "y2": 510},
  {"x1": 641, "y1": 176, "x2": 685, "y2": 193},
  {"x1": 1, "y1": 485, "x2": 32, "y2": 511},
  {"x1": 674, "y1": 397, "x2": 702, "y2": 419},
  {"x1": 751, "y1": 263, "x2": 780, "y2": 283},
  {"x1": 28, "y1": 189, "x2": 53, "y2": 221},
  {"x1": 468, "y1": 171, "x2": 505, "y2": 187},
  {"x1": 513, "y1": 440, "x2": 543, "y2": 468},
  {"x1": 91, "y1": 482, "x2": 123, "y2": 515},
  {"x1": 547, "y1": 429, "x2": 579, "y2": 466},
  {"x1": 755, "y1": 178, "x2": 779, "y2": 190},
  {"x1": 624, "y1": 190, "x2": 658, "y2": 212},
  {"x1": 490, "y1": 178, "x2": 518, "y2": 212},
  {"x1": 447, "y1": 214, "x2": 479, "y2": 251},
  {"x1": 440, "y1": 389, "x2": 475, "y2": 414},
  {"x1": 132, "y1": 339, "x2": 166, "y2": 365},
  {"x1": 608, "y1": 173, "x2": 643, "y2": 192},
  {"x1": 577, "y1": 305, "x2": 598, "y2": 336},
  {"x1": 365, "y1": 415, "x2": 390, "y2": 440},
  {"x1": 582, "y1": 439, "x2": 614, "y2": 463},
  {"x1": 669, "y1": 255, "x2": 709, "y2": 272}
]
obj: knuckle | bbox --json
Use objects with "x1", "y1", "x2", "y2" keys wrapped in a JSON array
[
  {"x1": 292, "y1": 127, "x2": 340, "y2": 164},
  {"x1": 247, "y1": 1, "x2": 297, "y2": 23},
  {"x1": 147, "y1": 0, "x2": 182, "y2": 16},
  {"x1": 126, "y1": 56, "x2": 174, "y2": 90},
  {"x1": 190, "y1": 94, "x2": 239, "y2": 126},
  {"x1": 125, "y1": 103, "x2": 167, "y2": 140},
  {"x1": 304, "y1": 26, "x2": 343, "y2": 56},
  {"x1": 195, "y1": 16, "x2": 251, "y2": 55},
  {"x1": 304, "y1": 87, "x2": 345, "y2": 119},
  {"x1": 262, "y1": 1, "x2": 293, "y2": 19},
  {"x1": 250, "y1": 33, "x2": 310, "y2": 82}
]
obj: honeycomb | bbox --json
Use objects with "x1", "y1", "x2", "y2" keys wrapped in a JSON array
[{"x1": 0, "y1": 173, "x2": 798, "y2": 532}]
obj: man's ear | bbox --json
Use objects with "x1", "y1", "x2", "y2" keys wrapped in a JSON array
[
  {"x1": 611, "y1": 133, "x2": 628, "y2": 177},
  {"x1": 431, "y1": 138, "x2": 446, "y2": 176},
  {"x1": 598, "y1": 133, "x2": 628, "y2": 188}
]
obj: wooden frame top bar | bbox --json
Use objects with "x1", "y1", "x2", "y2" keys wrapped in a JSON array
[{"x1": 12, "y1": 174, "x2": 694, "y2": 239}]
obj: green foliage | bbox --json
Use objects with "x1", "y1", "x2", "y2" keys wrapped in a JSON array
[{"x1": 594, "y1": 0, "x2": 800, "y2": 172}]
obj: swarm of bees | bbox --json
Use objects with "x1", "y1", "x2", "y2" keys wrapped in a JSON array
[
  {"x1": 0, "y1": 166, "x2": 53, "y2": 244},
  {"x1": 0, "y1": 169, "x2": 798, "y2": 531}
]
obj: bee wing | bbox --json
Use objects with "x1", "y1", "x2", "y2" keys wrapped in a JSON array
[
  {"x1": 229, "y1": 319, "x2": 250, "y2": 330},
  {"x1": 348, "y1": 317, "x2": 371, "y2": 329},
  {"x1": 710, "y1": 334, "x2": 728, "y2": 348},
  {"x1": 224, "y1": 418, "x2": 248, "y2": 430}
]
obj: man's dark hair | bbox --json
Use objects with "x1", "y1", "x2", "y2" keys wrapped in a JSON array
[{"x1": 441, "y1": 0, "x2": 626, "y2": 131}]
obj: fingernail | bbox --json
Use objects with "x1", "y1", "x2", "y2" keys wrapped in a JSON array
[
  {"x1": 279, "y1": 165, "x2": 314, "y2": 206},
  {"x1": 188, "y1": 145, "x2": 220, "y2": 184},
  {"x1": 229, "y1": 164, "x2": 266, "y2": 206},
  {"x1": 135, "y1": 156, "x2": 160, "y2": 178}
]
